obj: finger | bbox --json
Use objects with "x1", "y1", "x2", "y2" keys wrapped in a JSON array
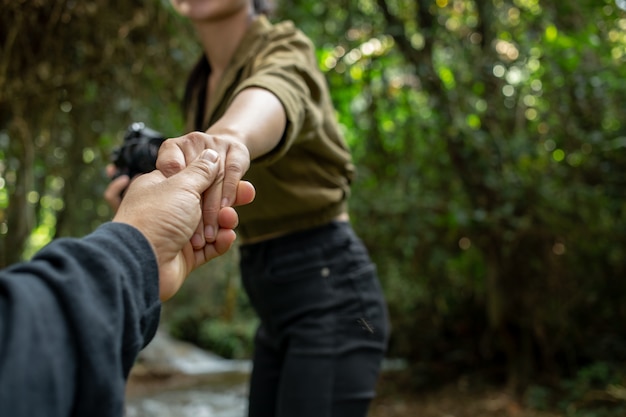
[
  {"x1": 199, "y1": 149, "x2": 226, "y2": 244},
  {"x1": 156, "y1": 134, "x2": 205, "y2": 177},
  {"x1": 191, "y1": 221, "x2": 206, "y2": 250},
  {"x1": 201, "y1": 182, "x2": 223, "y2": 243},
  {"x1": 232, "y1": 181, "x2": 256, "y2": 207},
  {"x1": 163, "y1": 149, "x2": 221, "y2": 246},
  {"x1": 195, "y1": 228, "x2": 237, "y2": 268},
  {"x1": 155, "y1": 139, "x2": 186, "y2": 177},
  {"x1": 213, "y1": 228, "x2": 237, "y2": 255},
  {"x1": 167, "y1": 149, "x2": 221, "y2": 194},
  {"x1": 219, "y1": 146, "x2": 250, "y2": 208},
  {"x1": 104, "y1": 175, "x2": 130, "y2": 211},
  {"x1": 105, "y1": 164, "x2": 117, "y2": 178},
  {"x1": 217, "y1": 206, "x2": 239, "y2": 230}
]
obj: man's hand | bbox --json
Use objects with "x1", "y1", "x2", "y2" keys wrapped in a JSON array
[{"x1": 113, "y1": 149, "x2": 255, "y2": 301}]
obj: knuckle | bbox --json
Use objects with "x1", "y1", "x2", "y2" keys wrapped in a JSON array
[
  {"x1": 159, "y1": 158, "x2": 184, "y2": 173},
  {"x1": 225, "y1": 160, "x2": 245, "y2": 176},
  {"x1": 180, "y1": 132, "x2": 203, "y2": 147}
]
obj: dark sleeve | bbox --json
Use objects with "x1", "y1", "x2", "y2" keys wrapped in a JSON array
[{"x1": 0, "y1": 222, "x2": 161, "y2": 417}]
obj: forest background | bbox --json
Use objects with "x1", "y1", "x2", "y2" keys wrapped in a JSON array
[{"x1": 1, "y1": 0, "x2": 625, "y2": 415}]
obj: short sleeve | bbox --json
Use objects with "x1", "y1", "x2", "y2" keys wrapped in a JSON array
[{"x1": 230, "y1": 26, "x2": 326, "y2": 166}]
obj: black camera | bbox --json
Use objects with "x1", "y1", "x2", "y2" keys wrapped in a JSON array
[{"x1": 111, "y1": 122, "x2": 166, "y2": 179}]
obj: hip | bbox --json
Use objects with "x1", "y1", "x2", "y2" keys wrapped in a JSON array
[{"x1": 238, "y1": 220, "x2": 388, "y2": 345}]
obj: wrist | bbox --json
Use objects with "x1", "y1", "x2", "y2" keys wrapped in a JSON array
[{"x1": 205, "y1": 124, "x2": 261, "y2": 161}]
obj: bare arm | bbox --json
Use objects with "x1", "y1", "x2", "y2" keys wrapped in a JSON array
[{"x1": 208, "y1": 87, "x2": 286, "y2": 160}]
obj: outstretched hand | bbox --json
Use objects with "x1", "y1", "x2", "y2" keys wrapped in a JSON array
[{"x1": 112, "y1": 149, "x2": 255, "y2": 301}]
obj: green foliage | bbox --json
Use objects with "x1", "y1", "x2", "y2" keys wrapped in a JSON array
[
  {"x1": 164, "y1": 249, "x2": 257, "y2": 359},
  {"x1": 280, "y1": 0, "x2": 626, "y2": 393},
  {"x1": 196, "y1": 319, "x2": 257, "y2": 360},
  {"x1": 168, "y1": 301, "x2": 257, "y2": 360},
  {"x1": 526, "y1": 362, "x2": 626, "y2": 417},
  {"x1": 0, "y1": 0, "x2": 197, "y2": 265}
]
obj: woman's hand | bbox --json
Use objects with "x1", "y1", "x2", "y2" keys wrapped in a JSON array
[{"x1": 156, "y1": 131, "x2": 251, "y2": 247}]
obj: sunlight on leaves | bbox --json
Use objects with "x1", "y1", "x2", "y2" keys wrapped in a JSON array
[
  {"x1": 23, "y1": 209, "x2": 58, "y2": 260},
  {"x1": 349, "y1": 65, "x2": 363, "y2": 81},
  {"x1": 466, "y1": 114, "x2": 481, "y2": 130},
  {"x1": 552, "y1": 149, "x2": 565, "y2": 162},
  {"x1": 545, "y1": 25, "x2": 558, "y2": 42},
  {"x1": 438, "y1": 66, "x2": 456, "y2": 89},
  {"x1": 513, "y1": 0, "x2": 542, "y2": 14},
  {"x1": 82, "y1": 148, "x2": 96, "y2": 164}
]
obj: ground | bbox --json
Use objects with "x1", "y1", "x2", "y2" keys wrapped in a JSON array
[
  {"x1": 368, "y1": 372, "x2": 563, "y2": 417},
  {"x1": 127, "y1": 368, "x2": 563, "y2": 417}
]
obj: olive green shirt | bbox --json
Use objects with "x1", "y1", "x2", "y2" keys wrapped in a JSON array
[{"x1": 185, "y1": 16, "x2": 355, "y2": 240}]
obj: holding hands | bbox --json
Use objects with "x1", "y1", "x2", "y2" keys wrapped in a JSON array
[
  {"x1": 156, "y1": 131, "x2": 251, "y2": 248},
  {"x1": 109, "y1": 149, "x2": 255, "y2": 300},
  {"x1": 105, "y1": 87, "x2": 285, "y2": 281},
  {"x1": 153, "y1": 87, "x2": 287, "y2": 247}
]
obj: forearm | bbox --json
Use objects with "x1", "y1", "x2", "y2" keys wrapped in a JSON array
[
  {"x1": 207, "y1": 87, "x2": 287, "y2": 160},
  {"x1": 0, "y1": 223, "x2": 160, "y2": 417}
]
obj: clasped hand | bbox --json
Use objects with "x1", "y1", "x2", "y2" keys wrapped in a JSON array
[
  {"x1": 155, "y1": 131, "x2": 251, "y2": 248},
  {"x1": 112, "y1": 149, "x2": 254, "y2": 301}
]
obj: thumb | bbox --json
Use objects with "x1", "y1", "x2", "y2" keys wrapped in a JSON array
[{"x1": 168, "y1": 149, "x2": 220, "y2": 193}]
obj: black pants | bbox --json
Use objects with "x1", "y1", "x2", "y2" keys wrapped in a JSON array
[{"x1": 240, "y1": 221, "x2": 390, "y2": 417}]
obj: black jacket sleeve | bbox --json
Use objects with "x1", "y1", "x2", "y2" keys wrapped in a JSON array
[{"x1": 0, "y1": 222, "x2": 161, "y2": 417}]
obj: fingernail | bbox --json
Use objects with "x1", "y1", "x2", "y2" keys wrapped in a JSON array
[
  {"x1": 205, "y1": 225, "x2": 215, "y2": 241},
  {"x1": 221, "y1": 197, "x2": 230, "y2": 208},
  {"x1": 201, "y1": 149, "x2": 219, "y2": 163}
]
